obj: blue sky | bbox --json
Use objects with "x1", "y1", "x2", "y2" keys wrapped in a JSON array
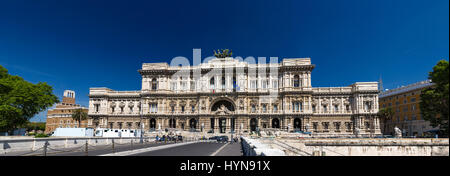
[{"x1": 0, "y1": 0, "x2": 448, "y2": 122}]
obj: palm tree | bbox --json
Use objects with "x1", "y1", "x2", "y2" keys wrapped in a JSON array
[
  {"x1": 72, "y1": 108, "x2": 88, "y2": 128},
  {"x1": 378, "y1": 107, "x2": 395, "y2": 135}
]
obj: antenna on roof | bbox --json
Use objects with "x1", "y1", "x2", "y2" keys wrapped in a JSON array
[{"x1": 378, "y1": 75, "x2": 383, "y2": 92}]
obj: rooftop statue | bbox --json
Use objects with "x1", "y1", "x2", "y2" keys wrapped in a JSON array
[{"x1": 214, "y1": 49, "x2": 232, "y2": 58}]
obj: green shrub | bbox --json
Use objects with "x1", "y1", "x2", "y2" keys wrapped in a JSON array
[{"x1": 34, "y1": 133, "x2": 49, "y2": 138}]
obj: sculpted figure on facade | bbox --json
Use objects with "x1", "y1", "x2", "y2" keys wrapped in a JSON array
[{"x1": 394, "y1": 126, "x2": 402, "y2": 138}]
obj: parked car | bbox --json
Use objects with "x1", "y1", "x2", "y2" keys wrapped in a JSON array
[
  {"x1": 217, "y1": 136, "x2": 229, "y2": 142},
  {"x1": 209, "y1": 136, "x2": 219, "y2": 140}
]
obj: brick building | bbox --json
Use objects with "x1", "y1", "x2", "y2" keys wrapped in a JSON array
[{"x1": 45, "y1": 90, "x2": 89, "y2": 134}]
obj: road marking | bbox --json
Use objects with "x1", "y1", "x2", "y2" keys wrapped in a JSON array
[
  {"x1": 210, "y1": 142, "x2": 229, "y2": 156},
  {"x1": 100, "y1": 141, "x2": 199, "y2": 156}
]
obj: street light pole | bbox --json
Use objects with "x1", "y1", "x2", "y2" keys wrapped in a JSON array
[{"x1": 139, "y1": 99, "x2": 144, "y2": 144}]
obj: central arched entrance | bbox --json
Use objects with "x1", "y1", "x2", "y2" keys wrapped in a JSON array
[
  {"x1": 250, "y1": 118, "x2": 257, "y2": 132},
  {"x1": 210, "y1": 98, "x2": 235, "y2": 133}
]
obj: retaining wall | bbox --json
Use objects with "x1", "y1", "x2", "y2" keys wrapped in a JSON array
[
  {"x1": 241, "y1": 136, "x2": 285, "y2": 156},
  {"x1": 277, "y1": 138, "x2": 449, "y2": 156},
  {"x1": 1, "y1": 137, "x2": 155, "y2": 155}
]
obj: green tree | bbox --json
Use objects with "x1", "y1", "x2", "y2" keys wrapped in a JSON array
[
  {"x1": 0, "y1": 65, "x2": 59, "y2": 133},
  {"x1": 378, "y1": 107, "x2": 395, "y2": 135},
  {"x1": 420, "y1": 60, "x2": 449, "y2": 137},
  {"x1": 22, "y1": 122, "x2": 46, "y2": 131},
  {"x1": 71, "y1": 108, "x2": 88, "y2": 128}
]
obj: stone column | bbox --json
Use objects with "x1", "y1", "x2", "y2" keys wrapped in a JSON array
[
  {"x1": 215, "y1": 118, "x2": 219, "y2": 132},
  {"x1": 247, "y1": 118, "x2": 250, "y2": 132},
  {"x1": 228, "y1": 117, "x2": 232, "y2": 132},
  {"x1": 257, "y1": 117, "x2": 261, "y2": 129}
]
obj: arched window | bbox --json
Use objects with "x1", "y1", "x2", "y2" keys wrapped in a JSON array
[
  {"x1": 210, "y1": 77, "x2": 215, "y2": 89},
  {"x1": 151, "y1": 78, "x2": 157, "y2": 90},
  {"x1": 294, "y1": 75, "x2": 300, "y2": 87}
]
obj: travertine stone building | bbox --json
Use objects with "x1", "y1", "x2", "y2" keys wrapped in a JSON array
[
  {"x1": 45, "y1": 90, "x2": 89, "y2": 133},
  {"x1": 88, "y1": 57, "x2": 381, "y2": 136}
]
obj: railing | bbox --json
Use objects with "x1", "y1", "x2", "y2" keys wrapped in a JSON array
[{"x1": 0, "y1": 136, "x2": 202, "y2": 156}]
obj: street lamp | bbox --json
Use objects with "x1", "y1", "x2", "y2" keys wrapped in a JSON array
[{"x1": 139, "y1": 99, "x2": 143, "y2": 144}]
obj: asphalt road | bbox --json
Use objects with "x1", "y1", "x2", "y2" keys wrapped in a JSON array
[
  {"x1": 131, "y1": 142, "x2": 242, "y2": 156},
  {"x1": 5, "y1": 140, "x2": 242, "y2": 156}
]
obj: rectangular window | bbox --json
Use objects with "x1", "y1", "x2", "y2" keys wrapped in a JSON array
[
  {"x1": 171, "y1": 82, "x2": 177, "y2": 91},
  {"x1": 95, "y1": 104, "x2": 99, "y2": 112},
  {"x1": 262, "y1": 80, "x2": 267, "y2": 89},
  {"x1": 251, "y1": 105, "x2": 256, "y2": 113},
  {"x1": 190, "y1": 81, "x2": 195, "y2": 91},
  {"x1": 181, "y1": 82, "x2": 187, "y2": 90},
  {"x1": 323, "y1": 122, "x2": 329, "y2": 130},
  {"x1": 272, "y1": 80, "x2": 278, "y2": 89},
  {"x1": 251, "y1": 80, "x2": 257, "y2": 89},
  {"x1": 149, "y1": 103, "x2": 158, "y2": 113},
  {"x1": 334, "y1": 122, "x2": 340, "y2": 131},
  {"x1": 273, "y1": 105, "x2": 278, "y2": 112}
]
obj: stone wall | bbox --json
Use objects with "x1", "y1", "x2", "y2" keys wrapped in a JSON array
[{"x1": 257, "y1": 138, "x2": 449, "y2": 156}]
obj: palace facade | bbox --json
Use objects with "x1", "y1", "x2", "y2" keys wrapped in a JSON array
[{"x1": 88, "y1": 57, "x2": 381, "y2": 136}]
